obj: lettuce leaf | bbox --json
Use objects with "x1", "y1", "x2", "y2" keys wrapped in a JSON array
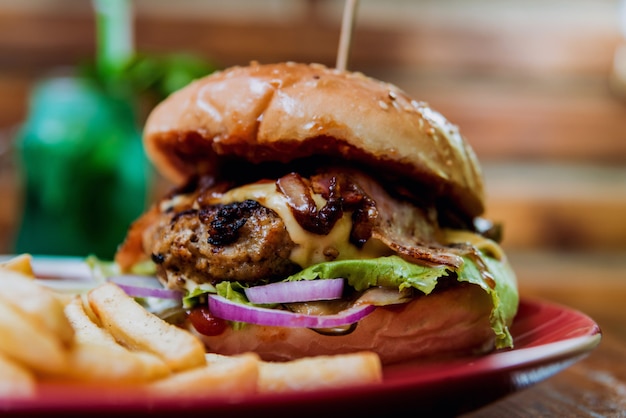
[
  {"x1": 216, "y1": 281, "x2": 251, "y2": 305},
  {"x1": 474, "y1": 254, "x2": 518, "y2": 348},
  {"x1": 287, "y1": 255, "x2": 450, "y2": 293}
]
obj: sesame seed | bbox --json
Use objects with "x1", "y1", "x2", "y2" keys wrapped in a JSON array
[{"x1": 378, "y1": 100, "x2": 389, "y2": 110}]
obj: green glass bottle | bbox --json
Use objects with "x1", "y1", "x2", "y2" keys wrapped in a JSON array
[
  {"x1": 14, "y1": 74, "x2": 149, "y2": 258},
  {"x1": 14, "y1": 0, "x2": 148, "y2": 259}
]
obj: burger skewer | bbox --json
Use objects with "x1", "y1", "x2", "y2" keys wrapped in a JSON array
[{"x1": 336, "y1": 0, "x2": 359, "y2": 71}]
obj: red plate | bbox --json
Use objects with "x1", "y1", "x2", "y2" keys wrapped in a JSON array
[{"x1": 0, "y1": 258, "x2": 602, "y2": 417}]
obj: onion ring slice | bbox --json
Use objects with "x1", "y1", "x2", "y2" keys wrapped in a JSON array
[
  {"x1": 208, "y1": 294, "x2": 375, "y2": 328},
  {"x1": 244, "y1": 279, "x2": 344, "y2": 304},
  {"x1": 108, "y1": 275, "x2": 183, "y2": 301}
]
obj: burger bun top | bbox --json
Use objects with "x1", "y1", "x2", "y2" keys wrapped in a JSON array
[{"x1": 143, "y1": 62, "x2": 485, "y2": 218}]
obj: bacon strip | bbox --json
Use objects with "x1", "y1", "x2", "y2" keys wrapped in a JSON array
[{"x1": 308, "y1": 169, "x2": 465, "y2": 269}]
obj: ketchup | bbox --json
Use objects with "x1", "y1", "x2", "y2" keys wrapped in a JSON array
[{"x1": 188, "y1": 305, "x2": 227, "y2": 336}]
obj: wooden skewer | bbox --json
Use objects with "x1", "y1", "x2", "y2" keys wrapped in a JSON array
[{"x1": 336, "y1": 0, "x2": 359, "y2": 72}]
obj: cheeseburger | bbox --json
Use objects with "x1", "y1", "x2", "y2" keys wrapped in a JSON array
[{"x1": 115, "y1": 62, "x2": 518, "y2": 365}]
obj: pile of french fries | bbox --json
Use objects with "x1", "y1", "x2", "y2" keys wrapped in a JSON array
[{"x1": 0, "y1": 255, "x2": 382, "y2": 400}]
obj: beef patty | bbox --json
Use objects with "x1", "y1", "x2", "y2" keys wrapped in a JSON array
[{"x1": 146, "y1": 200, "x2": 298, "y2": 291}]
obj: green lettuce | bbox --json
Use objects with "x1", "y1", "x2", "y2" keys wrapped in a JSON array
[{"x1": 473, "y1": 254, "x2": 518, "y2": 348}]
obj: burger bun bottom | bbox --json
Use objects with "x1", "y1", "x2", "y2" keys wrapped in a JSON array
[{"x1": 192, "y1": 283, "x2": 495, "y2": 365}]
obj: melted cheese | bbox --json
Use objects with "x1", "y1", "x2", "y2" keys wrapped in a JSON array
[
  {"x1": 442, "y1": 229, "x2": 504, "y2": 260},
  {"x1": 215, "y1": 182, "x2": 389, "y2": 267}
]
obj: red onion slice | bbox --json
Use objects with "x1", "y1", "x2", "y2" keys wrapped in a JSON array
[
  {"x1": 208, "y1": 294, "x2": 375, "y2": 328},
  {"x1": 244, "y1": 279, "x2": 344, "y2": 304},
  {"x1": 108, "y1": 275, "x2": 183, "y2": 301}
]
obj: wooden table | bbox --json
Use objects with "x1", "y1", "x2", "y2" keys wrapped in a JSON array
[{"x1": 463, "y1": 251, "x2": 626, "y2": 417}]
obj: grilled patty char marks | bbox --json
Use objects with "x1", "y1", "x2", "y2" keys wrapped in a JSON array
[{"x1": 148, "y1": 200, "x2": 298, "y2": 290}]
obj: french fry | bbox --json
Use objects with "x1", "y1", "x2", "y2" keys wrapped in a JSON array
[
  {"x1": 146, "y1": 353, "x2": 259, "y2": 398},
  {"x1": 0, "y1": 254, "x2": 34, "y2": 277},
  {"x1": 0, "y1": 352, "x2": 36, "y2": 398},
  {"x1": 87, "y1": 282, "x2": 206, "y2": 372},
  {"x1": 65, "y1": 296, "x2": 120, "y2": 347},
  {"x1": 61, "y1": 342, "x2": 167, "y2": 384},
  {"x1": 63, "y1": 297, "x2": 169, "y2": 382},
  {"x1": 0, "y1": 268, "x2": 74, "y2": 346},
  {"x1": 257, "y1": 351, "x2": 382, "y2": 393},
  {"x1": 0, "y1": 298, "x2": 68, "y2": 375}
]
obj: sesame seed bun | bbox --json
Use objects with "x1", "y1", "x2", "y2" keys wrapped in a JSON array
[{"x1": 143, "y1": 62, "x2": 485, "y2": 219}]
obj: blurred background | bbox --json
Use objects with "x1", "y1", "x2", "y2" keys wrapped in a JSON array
[{"x1": 0, "y1": 0, "x2": 624, "y2": 319}]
